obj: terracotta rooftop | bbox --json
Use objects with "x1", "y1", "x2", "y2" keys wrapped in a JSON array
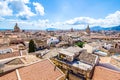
[
  {"x1": 0, "y1": 59, "x2": 64, "y2": 80},
  {"x1": 0, "y1": 45, "x2": 18, "y2": 50},
  {"x1": 0, "y1": 51, "x2": 20, "y2": 59},
  {"x1": 92, "y1": 66, "x2": 120, "y2": 80},
  {"x1": 0, "y1": 71, "x2": 17, "y2": 80},
  {"x1": 0, "y1": 55, "x2": 40, "y2": 72}
]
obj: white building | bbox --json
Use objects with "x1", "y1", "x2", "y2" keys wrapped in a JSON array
[
  {"x1": 103, "y1": 43, "x2": 112, "y2": 50},
  {"x1": 83, "y1": 42, "x2": 101, "y2": 53},
  {"x1": 0, "y1": 48, "x2": 13, "y2": 54},
  {"x1": 47, "y1": 37, "x2": 59, "y2": 46}
]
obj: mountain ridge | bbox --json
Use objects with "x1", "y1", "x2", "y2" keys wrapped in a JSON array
[{"x1": 90, "y1": 25, "x2": 120, "y2": 31}]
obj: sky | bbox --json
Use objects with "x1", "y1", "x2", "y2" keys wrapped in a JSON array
[{"x1": 0, "y1": 0, "x2": 120, "y2": 30}]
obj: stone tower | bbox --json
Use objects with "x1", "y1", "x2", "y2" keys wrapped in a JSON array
[
  {"x1": 71, "y1": 28, "x2": 74, "y2": 32},
  {"x1": 14, "y1": 23, "x2": 20, "y2": 32},
  {"x1": 86, "y1": 25, "x2": 90, "y2": 35}
]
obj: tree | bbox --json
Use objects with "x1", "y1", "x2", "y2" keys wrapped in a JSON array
[
  {"x1": 75, "y1": 42, "x2": 85, "y2": 48},
  {"x1": 28, "y1": 39, "x2": 36, "y2": 53}
]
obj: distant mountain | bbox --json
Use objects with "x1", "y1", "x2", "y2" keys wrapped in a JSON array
[
  {"x1": 90, "y1": 26, "x2": 104, "y2": 31},
  {"x1": 46, "y1": 28, "x2": 58, "y2": 31},
  {"x1": 91, "y1": 25, "x2": 120, "y2": 31},
  {"x1": 105, "y1": 25, "x2": 120, "y2": 31}
]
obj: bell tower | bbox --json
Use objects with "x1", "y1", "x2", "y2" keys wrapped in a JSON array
[{"x1": 86, "y1": 25, "x2": 90, "y2": 35}]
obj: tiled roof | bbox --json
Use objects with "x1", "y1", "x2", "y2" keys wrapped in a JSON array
[
  {"x1": 0, "y1": 71, "x2": 17, "y2": 80},
  {"x1": 78, "y1": 52, "x2": 98, "y2": 66},
  {"x1": 0, "y1": 59, "x2": 64, "y2": 80},
  {"x1": 0, "y1": 51, "x2": 20, "y2": 59},
  {"x1": 92, "y1": 66, "x2": 120, "y2": 80}
]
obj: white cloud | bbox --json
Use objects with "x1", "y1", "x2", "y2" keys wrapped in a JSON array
[
  {"x1": 33, "y1": 2, "x2": 45, "y2": 16},
  {"x1": 8, "y1": 0, "x2": 29, "y2": 4},
  {"x1": 7, "y1": 19, "x2": 65, "y2": 30},
  {"x1": 65, "y1": 10, "x2": 120, "y2": 27},
  {"x1": 0, "y1": 0, "x2": 35, "y2": 20},
  {"x1": 0, "y1": 17, "x2": 5, "y2": 21},
  {"x1": 16, "y1": 3, "x2": 35, "y2": 20},
  {"x1": 5, "y1": 19, "x2": 50, "y2": 29},
  {"x1": 0, "y1": 0, "x2": 45, "y2": 20},
  {"x1": 6, "y1": 11, "x2": 120, "y2": 29},
  {"x1": 104, "y1": 11, "x2": 120, "y2": 27},
  {"x1": 8, "y1": 0, "x2": 35, "y2": 20},
  {"x1": 21, "y1": 0, "x2": 29, "y2": 4},
  {"x1": 0, "y1": 1, "x2": 13, "y2": 16}
]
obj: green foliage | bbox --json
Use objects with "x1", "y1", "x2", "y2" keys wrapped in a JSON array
[
  {"x1": 28, "y1": 39, "x2": 36, "y2": 53},
  {"x1": 75, "y1": 42, "x2": 85, "y2": 48}
]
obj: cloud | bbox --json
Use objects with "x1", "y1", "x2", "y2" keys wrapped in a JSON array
[
  {"x1": 104, "y1": 11, "x2": 120, "y2": 27},
  {"x1": 21, "y1": 0, "x2": 29, "y2": 4},
  {"x1": 5, "y1": 19, "x2": 50, "y2": 29},
  {"x1": 7, "y1": 19, "x2": 67, "y2": 30},
  {"x1": 0, "y1": 17, "x2": 5, "y2": 21},
  {"x1": 8, "y1": 0, "x2": 35, "y2": 20},
  {"x1": 5, "y1": 11, "x2": 120, "y2": 29},
  {"x1": 0, "y1": 1, "x2": 13, "y2": 16},
  {"x1": 33, "y1": 2, "x2": 45, "y2": 16},
  {"x1": 65, "y1": 10, "x2": 120, "y2": 27},
  {"x1": 0, "y1": 0, "x2": 45, "y2": 20}
]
